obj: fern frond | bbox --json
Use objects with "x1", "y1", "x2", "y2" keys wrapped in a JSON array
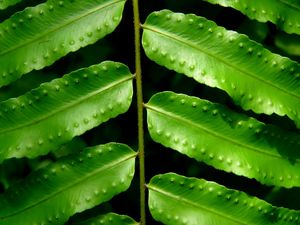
[
  {"x1": 146, "y1": 92, "x2": 300, "y2": 188},
  {"x1": 0, "y1": 61, "x2": 133, "y2": 162},
  {"x1": 0, "y1": 0, "x2": 22, "y2": 10},
  {"x1": 142, "y1": 10, "x2": 300, "y2": 127},
  {"x1": 0, "y1": 0, "x2": 126, "y2": 87},
  {"x1": 203, "y1": 0, "x2": 300, "y2": 35},
  {"x1": 0, "y1": 143, "x2": 136, "y2": 225},
  {"x1": 148, "y1": 173, "x2": 300, "y2": 225},
  {"x1": 74, "y1": 212, "x2": 138, "y2": 225}
]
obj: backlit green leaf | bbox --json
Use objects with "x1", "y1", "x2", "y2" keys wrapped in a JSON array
[
  {"x1": 142, "y1": 10, "x2": 300, "y2": 127},
  {"x1": 0, "y1": 61, "x2": 133, "y2": 162},
  {"x1": 0, "y1": 143, "x2": 136, "y2": 225},
  {"x1": 74, "y1": 212, "x2": 138, "y2": 225},
  {"x1": 0, "y1": 0, "x2": 22, "y2": 10},
  {"x1": 148, "y1": 173, "x2": 300, "y2": 225},
  {"x1": 146, "y1": 92, "x2": 300, "y2": 188},
  {"x1": 0, "y1": 0, "x2": 126, "y2": 87},
  {"x1": 203, "y1": 0, "x2": 300, "y2": 35}
]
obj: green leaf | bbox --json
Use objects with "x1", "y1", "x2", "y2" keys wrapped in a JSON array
[
  {"x1": 52, "y1": 137, "x2": 87, "y2": 158},
  {"x1": 0, "y1": 0, "x2": 22, "y2": 10},
  {"x1": 148, "y1": 173, "x2": 300, "y2": 225},
  {"x1": 202, "y1": 0, "x2": 300, "y2": 35},
  {"x1": 74, "y1": 212, "x2": 138, "y2": 225},
  {"x1": 275, "y1": 32, "x2": 300, "y2": 56},
  {"x1": 237, "y1": 19, "x2": 269, "y2": 43},
  {"x1": 0, "y1": 0, "x2": 126, "y2": 87},
  {"x1": 266, "y1": 187, "x2": 300, "y2": 210},
  {"x1": 146, "y1": 91, "x2": 300, "y2": 188},
  {"x1": 142, "y1": 10, "x2": 300, "y2": 128},
  {"x1": 0, "y1": 143, "x2": 137, "y2": 225},
  {"x1": 0, "y1": 61, "x2": 133, "y2": 162}
]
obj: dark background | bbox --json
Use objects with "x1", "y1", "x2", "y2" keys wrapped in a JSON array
[{"x1": 0, "y1": 0, "x2": 300, "y2": 224}]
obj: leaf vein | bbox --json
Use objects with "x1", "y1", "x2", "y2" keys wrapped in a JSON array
[
  {"x1": 0, "y1": 75, "x2": 133, "y2": 134},
  {"x1": 279, "y1": 0, "x2": 300, "y2": 11},
  {"x1": 0, "y1": 152, "x2": 136, "y2": 220},
  {"x1": 146, "y1": 104, "x2": 300, "y2": 162},
  {"x1": 143, "y1": 25, "x2": 300, "y2": 100},
  {"x1": 148, "y1": 185, "x2": 247, "y2": 225},
  {"x1": 0, "y1": 0, "x2": 124, "y2": 57}
]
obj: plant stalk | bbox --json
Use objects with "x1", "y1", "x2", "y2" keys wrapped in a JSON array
[{"x1": 132, "y1": 0, "x2": 146, "y2": 224}]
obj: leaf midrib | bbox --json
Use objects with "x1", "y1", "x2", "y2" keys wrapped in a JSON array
[
  {"x1": 146, "y1": 104, "x2": 300, "y2": 163},
  {"x1": 0, "y1": 151, "x2": 137, "y2": 220},
  {"x1": 279, "y1": 0, "x2": 300, "y2": 11},
  {"x1": 0, "y1": 75, "x2": 133, "y2": 134},
  {"x1": 142, "y1": 25, "x2": 300, "y2": 100},
  {"x1": 0, "y1": 0, "x2": 124, "y2": 57},
  {"x1": 148, "y1": 184, "x2": 248, "y2": 225}
]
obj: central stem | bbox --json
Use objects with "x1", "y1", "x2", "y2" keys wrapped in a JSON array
[{"x1": 132, "y1": 0, "x2": 146, "y2": 224}]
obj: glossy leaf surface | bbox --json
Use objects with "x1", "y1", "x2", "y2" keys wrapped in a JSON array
[
  {"x1": 0, "y1": 143, "x2": 136, "y2": 225},
  {"x1": 75, "y1": 212, "x2": 138, "y2": 225},
  {"x1": 0, "y1": 0, "x2": 126, "y2": 87},
  {"x1": 142, "y1": 10, "x2": 300, "y2": 127},
  {"x1": 0, "y1": 61, "x2": 133, "y2": 162},
  {"x1": 148, "y1": 173, "x2": 300, "y2": 225},
  {"x1": 203, "y1": 0, "x2": 300, "y2": 35},
  {"x1": 146, "y1": 92, "x2": 300, "y2": 188}
]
